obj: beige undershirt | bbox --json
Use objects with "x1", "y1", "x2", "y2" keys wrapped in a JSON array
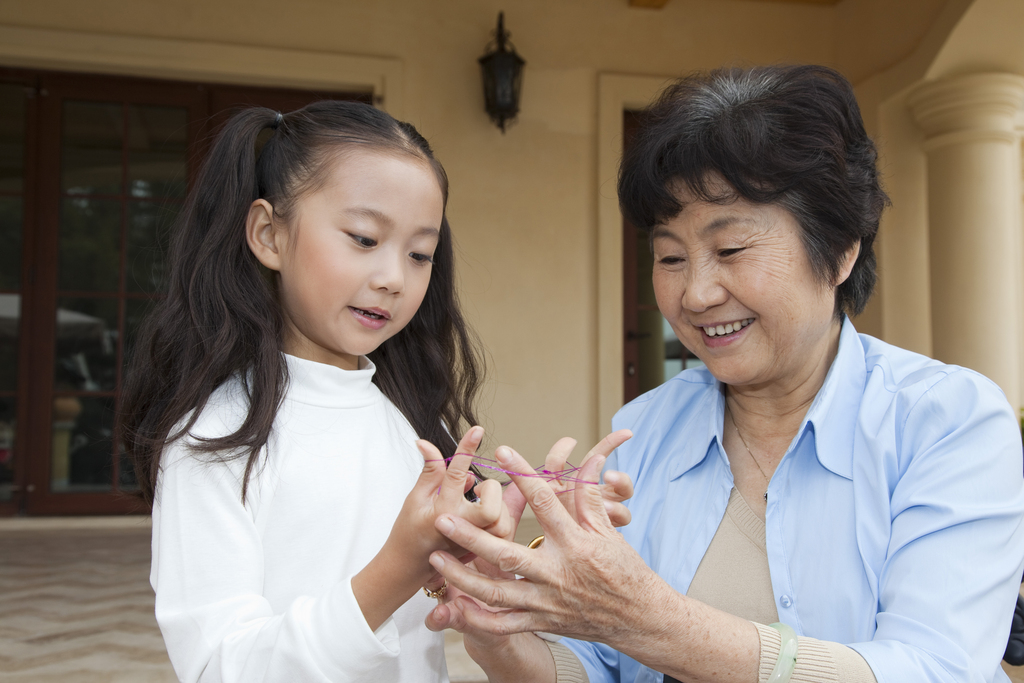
[{"x1": 546, "y1": 487, "x2": 877, "y2": 683}]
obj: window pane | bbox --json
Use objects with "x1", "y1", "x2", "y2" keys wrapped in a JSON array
[
  {"x1": 0, "y1": 196, "x2": 23, "y2": 290},
  {"x1": 128, "y1": 105, "x2": 188, "y2": 199},
  {"x1": 127, "y1": 201, "x2": 176, "y2": 293},
  {"x1": 51, "y1": 396, "x2": 114, "y2": 492},
  {"x1": 62, "y1": 101, "x2": 123, "y2": 196},
  {"x1": 53, "y1": 297, "x2": 119, "y2": 392},
  {"x1": 0, "y1": 294, "x2": 17, "y2": 392},
  {"x1": 0, "y1": 83, "x2": 26, "y2": 193},
  {"x1": 0, "y1": 397, "x2": 13, "y2": 501},
  {"x1": 59, "y1": 197, "x2": 121, "y2": 292}
]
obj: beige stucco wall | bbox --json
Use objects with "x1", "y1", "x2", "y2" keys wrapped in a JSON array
[
  {"x1": 922, "y1": 0, "x2": 1024, "y2": 409},
  {"x1": 858, "y1": 0, "x2": 1024, "y2": 408},
  {"x1": 851, "y1": 0, "x2": 977, "y2": 358},
  {"x1": 0, "y1": 0, "x2": 964, "y2": 460},
  {"x1": 927, "y1": 0, "x2": 1024, "y2": 79}
]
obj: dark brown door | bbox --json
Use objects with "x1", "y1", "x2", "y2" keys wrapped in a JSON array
[
  {"x1": 622, "y1": 110, "x2": 699, "y2": 404},
  {"x1": 0, "y1": 69, "x2": 369, "y2": 515}
]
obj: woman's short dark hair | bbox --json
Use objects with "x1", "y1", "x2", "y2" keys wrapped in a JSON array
[{"x1": 619, "y1": 64, "x2": 889, "y2": 317}]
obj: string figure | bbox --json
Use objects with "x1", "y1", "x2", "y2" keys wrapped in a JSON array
[{"x1": 431, "y1": 452, "x2": 601, "y2": 494}]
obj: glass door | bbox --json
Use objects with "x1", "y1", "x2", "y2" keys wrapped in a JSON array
[{"x1": 24, "y1": 75, "x2": 205, "y2": 514}]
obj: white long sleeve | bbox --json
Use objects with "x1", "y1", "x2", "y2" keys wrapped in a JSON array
[{"x1": 151, "y1": 354, "x2": 447, "y2": 683}]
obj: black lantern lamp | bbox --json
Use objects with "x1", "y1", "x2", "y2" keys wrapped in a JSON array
[{"x1": 479, "y1": 12, "x2": 525, "y2": 132}]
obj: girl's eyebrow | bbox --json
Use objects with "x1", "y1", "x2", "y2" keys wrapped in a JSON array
[
  {"x1": 345, "y1": 206, "x2": 394, "y2": 228},
  {"x1": 344, "y1": 207, "x2": 439, "y2": 238}
]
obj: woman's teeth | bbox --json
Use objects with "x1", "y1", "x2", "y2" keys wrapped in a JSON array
[{"x1": 703, "y1": 318, "x2": 753, "y2": 337}]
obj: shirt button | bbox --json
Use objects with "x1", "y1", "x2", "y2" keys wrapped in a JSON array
[{"x1": 780, "y1": 595, "x2": 793, "y2": 608}]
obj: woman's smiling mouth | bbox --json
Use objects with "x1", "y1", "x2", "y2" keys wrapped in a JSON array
[{"x1": 702, "y1": 318, "x2": 754, "y2": 337}]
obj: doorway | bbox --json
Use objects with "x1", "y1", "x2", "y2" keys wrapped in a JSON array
[{"x1": 621, "y1": 110, "x2": 701, "y2": 404}]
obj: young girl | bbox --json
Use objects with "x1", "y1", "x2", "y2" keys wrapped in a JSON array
[{"x1": 120, "y1": 101, "x2": 511, "y2": 683}]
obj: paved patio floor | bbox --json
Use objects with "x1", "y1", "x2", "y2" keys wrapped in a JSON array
[
  {"x1": 2, "y1": 515, "x2": 1022, "y2": 683},
  {"x1": 0, "y1": 516, "x2": 497, "y2": 683}
]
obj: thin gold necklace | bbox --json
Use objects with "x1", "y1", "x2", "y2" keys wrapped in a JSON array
[{"x1": 728, "y1": 410, "x2": 770, "y2": 502}]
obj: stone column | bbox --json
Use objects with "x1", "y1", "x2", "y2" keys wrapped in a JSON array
[{"x1": 908, "y1": 73, "x2": 1024, "y2": 409}]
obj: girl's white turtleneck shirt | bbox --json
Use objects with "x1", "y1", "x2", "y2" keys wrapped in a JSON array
[{"x1": 151, "y1": 354, "x2": 447, "y2": 683}]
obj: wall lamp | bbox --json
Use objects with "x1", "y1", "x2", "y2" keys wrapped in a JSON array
[{"x1": 479, "y1": 12, "x2": 525, "y2": 133}]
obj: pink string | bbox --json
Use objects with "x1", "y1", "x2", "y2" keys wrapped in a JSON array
[{"x1": 430, "y1": 452, "x2": 600, "y2": 493}]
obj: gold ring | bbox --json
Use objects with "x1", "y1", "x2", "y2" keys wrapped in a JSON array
[
  {"x1": 423, "y1": 580, "x2": 447, "y2": 600},
  {"x1": 527, "y1": 535, "x2": 545, "y2": 549}
]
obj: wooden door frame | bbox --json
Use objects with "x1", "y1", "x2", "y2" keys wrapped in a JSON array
[
  {"x1": 0, "y1": 24, "x2": 403, "y2": 118},
  {"x1": 0, "y1": 68, "x2": 38, "y2": 517},
  {"x1": 595, "y1": 73, "x2": 673, "y2": 440},
  {"x1": 621, "y1": 112, "x2": 642, "y2": 404}
]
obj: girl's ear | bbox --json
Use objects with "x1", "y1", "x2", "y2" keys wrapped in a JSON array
[{"x1": 246, "y1": 199, "x2": 283, "y2": 271}]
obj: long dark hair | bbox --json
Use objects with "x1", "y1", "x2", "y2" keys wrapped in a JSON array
[{"x1": 121, "y1": 101, "x2": 483, "y2": 505}]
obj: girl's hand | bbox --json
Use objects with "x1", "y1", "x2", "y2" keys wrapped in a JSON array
[
  {"x1": 352, "y1": 426, "x2": 511, "y2": 633},
  {"x1": 395, "y1": 426, "x2": 513, "y2": 567}
]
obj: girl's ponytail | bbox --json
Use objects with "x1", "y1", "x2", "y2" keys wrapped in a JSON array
[
  {"x1": 122, "y1": 108, "x2": 287, "y2": 504},
  {"x1": 122, "y1": 101, "x2": 484, "y2": 506}
]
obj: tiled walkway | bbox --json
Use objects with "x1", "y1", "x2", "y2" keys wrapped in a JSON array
[
  {"x1": 3, "y1": 516, "x2": 1022, "y2": 683},
  {"x1": 0, "y1": 519, "x2": 174, "y2": 683},
  {"x1": 0, "y1": 517, "x2": 493, "y2": 683}
]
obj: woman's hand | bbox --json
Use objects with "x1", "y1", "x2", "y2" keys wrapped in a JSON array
[
  {"x1": 427, "y1": 444, "x2": 662, "y2": 642},
  {"x1": 425, "y1": 553, "x2": 517, "y2": 649},
  {"x1": 423, "y1": 430, "x2": 637, "y2": 683},
  {"x1": 426, "y1": 430, "x2": 635, "y2": 627},
  {"x1": 496, "y1": 430, "x2": 635, "y2": 549},
  {"x1": 525, "y1": 430, "x2": 635, "y2": 528},
  {"x1": 427, "y1": 446, "x2": 760, "y2": 683},
  {"x1": 426, "y1": 562, "x2": 558, "y2": 683}
]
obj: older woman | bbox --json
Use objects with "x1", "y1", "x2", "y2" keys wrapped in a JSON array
[{"x1": 425, "y1": 65, "x2": 1024, "y2": 683}]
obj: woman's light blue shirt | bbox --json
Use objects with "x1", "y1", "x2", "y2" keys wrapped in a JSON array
[{"x1": 565, "y1": 319, "x2": 1024, "y2": 683}]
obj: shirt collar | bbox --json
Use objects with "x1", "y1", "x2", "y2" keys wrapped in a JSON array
[
  {"x1": 282, "y1": 353, "x2": 380, "y2": 408},
  {"x1": 801, "y1": 316, "x2": 865, "y2": 480},
  {"x1": 668, "y1": 316, "x2": 865, "y2": 482},
  {"x1": 668, "y1": 374, "x2": 725, "y2": 481}
]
